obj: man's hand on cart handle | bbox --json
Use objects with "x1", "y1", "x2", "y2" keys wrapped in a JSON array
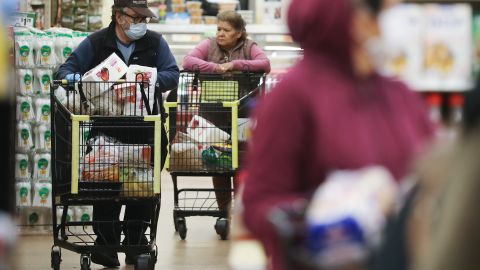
[{"x1": 65, "y1": 74, "x2": 81, "y2": 86}]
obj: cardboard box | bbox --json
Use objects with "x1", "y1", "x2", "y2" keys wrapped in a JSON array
[{"x1": 82, "y1": 53, "x2": 128, "y2": 98}]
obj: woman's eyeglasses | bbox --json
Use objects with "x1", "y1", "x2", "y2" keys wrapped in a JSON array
[{"x1": 122, "y1": 12, "x2": 151, "y2": 24}]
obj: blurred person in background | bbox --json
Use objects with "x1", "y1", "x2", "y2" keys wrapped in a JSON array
[
  {"x1": 403, "y1": 83, "x2": 480, "y2": 270},
  {"x1": 1, "y1": 1, "x2": 19, "y2": 269},
  {"x1": 183, "y1": 10, "x2": 270, "y2": 214},
  {"x1": 241, "y1": 0, "x2": 433, "y2": 269}
]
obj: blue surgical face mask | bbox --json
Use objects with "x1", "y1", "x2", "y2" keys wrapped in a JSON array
[{"x1": 125, "y1": 22, "x2": 147, "y2": 41}]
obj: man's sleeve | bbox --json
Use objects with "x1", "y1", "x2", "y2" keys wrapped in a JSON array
[
  {"x1": 55, "y1": 38, "x2": 94, "y2": 80},
  {"x1": 156, "y1": 36, "x2": 180, "y2": 92}
]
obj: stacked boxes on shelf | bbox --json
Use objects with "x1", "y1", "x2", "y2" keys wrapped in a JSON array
[
  {"x1": 13, "y1": 27, "x2": 91, "y2": 232},
  {"x1": 60, "y1": 0, "x2": 103, "y2": 32}
]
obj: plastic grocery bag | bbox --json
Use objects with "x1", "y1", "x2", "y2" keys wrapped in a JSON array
[
  {"x1": 55, "y1": 86, "x2": 95, "y2": 114},
  {"x1": 81, "y1": 136, "x2": 120, "y2": 182},
  {"x1": 120, "y1": 167, "x2": 153, "y2": 196},
  {"x1": 187, "y1": 115, "x2": 230, "y2": 144},
  {"x1": 305, "y1": 166, "x2": 398, "y2": 268},
  {"x1": 169, "y1": 132, "x2": 205, "y2": 171}
]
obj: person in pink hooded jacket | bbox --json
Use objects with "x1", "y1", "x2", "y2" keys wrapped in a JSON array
[{"x1": 242, "y1": 0, "x2": 434, "y2": 269}]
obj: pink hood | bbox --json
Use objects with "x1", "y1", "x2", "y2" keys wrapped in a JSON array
[{"x1": 288, "y1": 0, "x2": 353, "y2": 71}]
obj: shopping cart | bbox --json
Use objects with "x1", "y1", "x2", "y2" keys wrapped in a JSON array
[
  {"x1": 164, "y1": 71, "x2": 265, "y2": 240},
  {"x1": 50, "y1": 77, "x2": 163, "y2": 270}
]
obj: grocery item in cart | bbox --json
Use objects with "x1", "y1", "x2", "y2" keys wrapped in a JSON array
[
  {"x1": 15, "y1": 154, "x2": 30, "y2": 179},
  {"x1": 32, "y1": 182, "x2": 52, "y2": 207},
  {"x1": 120, "y1": 167, "x2": 153, "y2": 196},
  {"x1": 123, "y1": 65, "x2": 157, "y2": 115},
  {"x1": 17, "y1": 96, "x2": 35, "y2": 122},
  {"x1": 81, "y1": 136, "x2": 120, "y2": 182},
  {"x1": 202, "y1": 144, "x2": 232, "y2": 169},
  {"x1": 187, "y1": 115, "x2": 230, "y2": 143},
  {"x1": 17, "y1": 69, "x2": 34, "y2": 96},
  {"x1": 17, "y1": 122, "x2": 34, "y2": 152},
  {"x1": 82, "y1": 53, "x2": 128, "y2": 98},
  {"x1": 16, "y1": 182, "x2": 31, "y2": 207},
  {"x1": 170, "y1": 131, "x2": 206, "y2": 171},
  {"x1": 113, "y1": 82, "x2": 138, "y2": 102},
  {"x1": 55, "y1": 86, "x2": 95, "y2": 114},
  {"x1": 33, "y1": 153, "x2": 51, "y2": 179},
  {"x1": 305, "y1": 166, "x2": 398, "y2": 268},
  {"x1": 117, "y1": 144, "x2": 152, "y2": 168},
  {"x1": 90, "y1": 88, "x2": 124, "y2": 116},
  {"x1": 34, "y1": 69, "x2": 52, "y2": 96},
  {"x1": 35, "y1": 124, "x2": 51, "y2": 152},
  {"x1": 34, "y1": 98, "x2": 51, "y2": 123}
]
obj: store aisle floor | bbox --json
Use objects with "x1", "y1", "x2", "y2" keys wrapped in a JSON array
[{"x1": 16, "y1": 172, "x2": 231, "y2": 270}]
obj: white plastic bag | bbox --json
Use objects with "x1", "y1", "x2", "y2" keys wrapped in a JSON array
[{"x1": 187, "y1": 115, "x2": 230, "y2": 143}]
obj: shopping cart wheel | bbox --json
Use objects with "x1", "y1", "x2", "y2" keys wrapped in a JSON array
[
  {"x1": 80, "y1": 254, "x2": 91, "y2": 270},
  {"x1": 51, "y1": 247, "x2": 61, "y2": 270},
  {"x1": 173, "y1": 214, "x2": 179, "y2": 232},
  {"x1": 177, "y1": 218, "x2": 187, "y2": 240},
  {"x1": 215, "y1": 218, "x2": 229, "y2": 240},
  {"x1": 135, "y1": 254, "x2": 153, "y2": 270}
]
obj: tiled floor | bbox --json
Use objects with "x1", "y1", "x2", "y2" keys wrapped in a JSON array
[{"x1": 15, "y1": 172, "x2": 231, "y2": 270}]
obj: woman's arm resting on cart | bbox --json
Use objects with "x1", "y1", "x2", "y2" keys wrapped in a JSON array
[
  {"x1": 232, "y1": 44, "x2": 271, "y2": 73},
  {"x1": 55, "y1": 38, "x2": 94, "y2": 80},
  {"x1": 242, "y1": 81, "x2": 309, "y2": 268},
  {"x1": 156, "y1": 36, "x2": 180, "y2": 92},
  {"x1": 182, "y1": 39, "x2": 218, "y2": 73}
]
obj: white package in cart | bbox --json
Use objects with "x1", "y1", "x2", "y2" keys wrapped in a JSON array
[
  {"x1": 16, "y1": 182, "x2": 31, "y2": 207},
  {"x1": 34, "y1": 69, "x2": 52, "y2": 96},
  {"x1": 82, "y1": 53, "x2": 128, "y2": 98},
  {"x1": 90, "y1": 88, "x2": 124, "y2": 116},
  {"x1": 55, "y1": 86, "x2": 95, "y2": 115},
  {"x1": 33, "y1": 153, "x2": 51, "y2": 179},
  {"x1": 117, "y1": 144, "x2": 152, "y2": 168},
  {"x1": 17, "y1": 96, "x2": 35, "y2": 122},
  {"x1": 123, "y1": 90, "x2": 153, "y2": 116},
  {"x1": 35, "y1": 124, "x2": 51, "y2": 152},
  {"x1": 32, "y1": 182, "x2": 52, "y2": 207},
  {"x1": 123, "y1": 65, "x2": 157, "y2": 116},
  {"x1": 17, "y1": 122, "x2": 33, "y2": 152},
  {"x1": 81, "y1": 136, "x2": 120, "y2": 182},
  {"x1": 35, "y1": 98, "x2": 51, "y2": 123},
  {"x1": 17, "y1": 69, "x2": 34, "y2": 96},
  {"x1": 15, "y1": 154, "x2": 30, "y2": 179},
  {"x1": 187, "y1": 115, "x2": 230, "y2": 144}
]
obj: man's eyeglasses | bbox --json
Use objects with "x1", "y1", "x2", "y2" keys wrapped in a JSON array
[{"x1": 122, "y1": 12, "x2": 151, "y2": 23}]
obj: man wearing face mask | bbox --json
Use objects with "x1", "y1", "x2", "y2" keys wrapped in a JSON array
[{"x1": 56, "y1": 0, "x2": 179, "y2": 267}]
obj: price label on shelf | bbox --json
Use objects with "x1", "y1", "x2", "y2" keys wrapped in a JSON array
[{"x1": 10, "y1": 12, "x2": 36, "y2": 27}]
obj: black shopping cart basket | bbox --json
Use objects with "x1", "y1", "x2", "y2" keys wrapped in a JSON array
[
  {"x1": 164, "y1": 71, "x2": 265, "y2": 240},
  {"x1": 50, "y1": 76, "x2": 163, "y2": 270}
]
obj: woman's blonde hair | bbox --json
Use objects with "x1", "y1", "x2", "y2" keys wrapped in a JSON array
[{"x1": 217, "y1": 10, "x2": 247, "y2": 41}]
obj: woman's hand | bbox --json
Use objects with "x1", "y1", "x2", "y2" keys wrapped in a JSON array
[{"x1": 215, "y1": 62, "x2": 234, "y2": 73}]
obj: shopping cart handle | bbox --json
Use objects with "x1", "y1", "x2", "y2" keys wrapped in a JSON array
[{"x1": 52, "y1": 80, "x2": 69, "y2": 87}]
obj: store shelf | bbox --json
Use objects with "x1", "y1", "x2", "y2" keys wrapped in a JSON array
[{"x1": 148, "y1": 23, "x2": 290, "y2": 35}]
